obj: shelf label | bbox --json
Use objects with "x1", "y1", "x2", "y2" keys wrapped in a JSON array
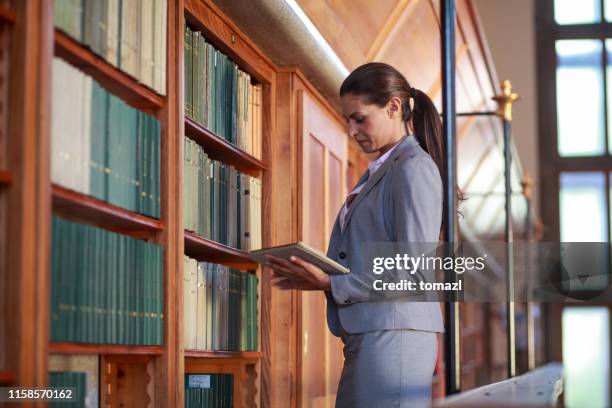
[{"x1": 187, "y1": 375, "x2": 211, "y2": 389}]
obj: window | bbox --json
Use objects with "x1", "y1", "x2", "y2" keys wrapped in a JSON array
[
  {"x1": 537, "y1": 0, "x2": 612, "y2": 243},
  {"x1": 562, "y1": 307, "x2": 610, "y2": 407}
]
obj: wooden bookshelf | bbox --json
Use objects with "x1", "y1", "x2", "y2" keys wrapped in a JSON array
[
  {"x1": 5, "y1": 1, "x2": 271, "y2": 407},
  {"x1": 0, "y1": 5, "x2": 16, "y2": 24},
  {"x1": 49, "y1": 342, "x2": 164, "y2": 356},
  {"x1": 0, "y1": 371, "x2": 15, "y2": 385},
  {"x1": 0, "y1": 170, "x2": 12, "y2": 185},
  {"x1": 185, "y1": 117, "x2": 266, "y2": 177},
  {"x1": 54, "y1": 30, "x2": 165, "y2": 114},
  {"x1": 52, "y1": 184, "x2": 164, "y2": 237},
  {"x1": 184, "y1": 350, "x2": 261, "y2": 359},
  {"x1": 184, "y1": 230, "x2": 258, "y2": 270}
]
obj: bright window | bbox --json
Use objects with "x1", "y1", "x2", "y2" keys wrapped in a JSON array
[
  {"x1": 560, "y1": 172, "x2": 607, "y2": 241},
  {"x1": 556, "y1": 40, "x2": 605, "y2": 157},
  {"x1": 562, "y1": 307, "x2": 610, "y2": 408},
  {"x1": 555, "y1": 0, "x2": 601, "y2": 24}
]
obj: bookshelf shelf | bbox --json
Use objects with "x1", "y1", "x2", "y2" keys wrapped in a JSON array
[
  {"x1": 0, "y1": 170, "x2": 12, "y2": 185},
  {"x1": 184, "y1": 230, "x2": 258, "y2": 270},
  {"x1": 184, "y1": 350, "x2": 261, "y2": 360},
  {"x1": 0, "y1": 371, "x2": 15, "y2": 385},
  {"x1": 185, "y1": 117, "x2": 266, "y2": 177},
  {"x1": 49, "y1": 342, "x2": 164, "y2": 355},
  {"x1": 52, "y1": 185, "x2": 164, "y2": 236},
  {"x1": 54, "y1": 30, "x2": 165, "y2": 114},
  {"x1": 0, "y1": 5, "x2": 15, "y2": 24}
]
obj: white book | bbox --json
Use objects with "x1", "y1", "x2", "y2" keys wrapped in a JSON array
[
  {"x1": 195, "y1": 261, "x2": 206, "y2": 350},
  {"x1": 66, "y1": 62, "x2": 84, "y2": 193},
  {"x1": 152, "y1": 0, "x2": 167, "y2": 94},
  {"x1": 120, "y1": 0, "x2": 139, "y2": 78},
  {"x1": 205, "y1": 264, "x2": 213, "y2": 350},
  {"x1": 139, "y1": 1, "x2": 154, "y2": 88},
  {"x1": 256, "y1": 85, "x2": 262, "y2": 159},
  {"x1": 51, "y1": 58, "x2": 66, "y2": 187},
  {"x1": 80, "y1": 74, "x2": 92, "y2": 195},
  {"x1": 105, "y1": 0, "x2": 120, "y2": 67},
  {"x1": 160, "y1": 0, "x2": 167, "y2": 94},
  {"x1": 247, "y1": 82, "x2": 253, "y2": 156},
  {"x1": 254, "y1": 177, "x2": 262, "y2": 250},
  {"x1": 188, "y1": 257, "x2": 198, "y2": 349},
  {"x1": 183, "y1": 256, "x2": 190, "y2": 348}
]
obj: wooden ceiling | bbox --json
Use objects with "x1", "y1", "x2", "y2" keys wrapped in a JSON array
[{"x1": 297, "y1": 0, "x2": 529, "y2": 238}]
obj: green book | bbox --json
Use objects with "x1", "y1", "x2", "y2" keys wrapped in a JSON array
[
  {"x1": 126, "y1": 106, "x2": 138, "y2": 212},
  {"x1": 183, "y1": 137, "x2": 191, "y2": 231},
  {"x1": 54, "y1": 0, "x2": 83, "y2": 41},
  {"x1": 84, "y1": 0, "x2": 108, "y2": 56},
  {"x1": 77, "y1": 225, "x2": 89, "y2": 343},
  {"x1": 201, "y1": 37, "x2": 208, "y2": 128},
  {"x1": 206, "y1": 43, "x2": 214, "y2": 130},
  {"x1": 106, "y1": 96, "x2": 122, "y2": 208},
  {"x1": 231, "y1": 65, "x2": 238, "y2": 145},
  {"x1": 69, "y1": 221, "x2": 79, "y2": 342},
  {"x1": 106, "y1": 230, "x2": 114, "y2": 343},
  {"x1": 49, "y1": 371, "x2": 86, "y2": 408},
  {"x1": 154, "y1": 119, "x2": 160, "y2": 218},
  {"x1": 135, "y1": 112, "x2": 142, "y2": 215},
  {"x1": 154, "y1": 246, "x2": 164, "y2": 345}
]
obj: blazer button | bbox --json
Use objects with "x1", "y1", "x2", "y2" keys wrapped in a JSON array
[{"x1": 339, "y1": 251, "x2": 346, "y2": 259}]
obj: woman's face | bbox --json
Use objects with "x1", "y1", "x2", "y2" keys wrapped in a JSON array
[{"x1": 341, "y1": 93, "x2": 401, "y2": 154}]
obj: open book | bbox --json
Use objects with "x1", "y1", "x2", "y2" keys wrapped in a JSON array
[{"x1": 249, "y1": 242, "x2": 350, "y2": 275}]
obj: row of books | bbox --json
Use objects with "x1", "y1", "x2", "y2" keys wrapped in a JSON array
[
  {"x1": 184, "y1": 137, "x2": 262, "y2": 251},
  {"x1": 183, "y1": 257, "x2": 258, "y2": 352},
  {"x1": 54, "y1": 0, "x2": 167, "y2": 94},
  {"x1": 185, "y1": 25, "x2": 263, "y2": 159},
  {"x1": 52, "y1": 57, "x2": 161, "y2": 218},
  {"x1": 185, "y1": 374, "x2": 233, "y2": 408},
  {"x1": 51, "y1": 216, "x2": 164, "y2": 345},
  {"x1": 49, "y1": 372, "x2": 87, "y2": 408}
]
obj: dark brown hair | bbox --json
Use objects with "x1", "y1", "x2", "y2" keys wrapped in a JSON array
[
  {"x1": 340, "y1": 62, "x2": 463, "y2": 233},
  {"x1": 339, "y1": 62, "x2": 445, "y2": 178}
]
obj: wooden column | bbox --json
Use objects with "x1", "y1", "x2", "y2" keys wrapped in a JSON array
[
  {"x1": 157, "y1": 0, "x2": 184, "y2": 406},
  {"x1": 5, "y1": 0, "x2": 53, "y2": 390}
]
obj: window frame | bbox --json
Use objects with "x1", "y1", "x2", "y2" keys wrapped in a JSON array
[{"x1": 536, "y1": 0, "x2": 612, "y2": 242}]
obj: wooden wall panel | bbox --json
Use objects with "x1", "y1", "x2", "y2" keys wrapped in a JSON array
[{"x1": 298, "y1": 87, "x2": 347, "y2": 408}]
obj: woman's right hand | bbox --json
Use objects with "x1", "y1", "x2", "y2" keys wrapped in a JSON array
[{"x1": 270, "y1": 271, "x2": 323, "y2": 291}]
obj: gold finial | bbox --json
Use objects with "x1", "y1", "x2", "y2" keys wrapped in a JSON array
[
  {"x1": 521, "y1": 172, "x2": 534, "y2": 200},
  {"x1": 492, "y1": 80, "x2": 520, "y2": 122}
]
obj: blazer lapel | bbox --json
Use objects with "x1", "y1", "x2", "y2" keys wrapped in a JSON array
[{"x1": 341, "y1": 135, "x2": 419, "y2": 233}]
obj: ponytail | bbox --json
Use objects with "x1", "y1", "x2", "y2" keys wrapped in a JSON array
[{"x1": 402, "y1": 88, "x2": 445, "y2": 182}]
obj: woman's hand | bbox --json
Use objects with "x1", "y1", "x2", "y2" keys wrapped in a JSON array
[{"x1": 266, "y1": 255, "x2": 331, "y2": 291}]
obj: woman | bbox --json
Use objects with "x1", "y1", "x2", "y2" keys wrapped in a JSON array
[{"x1": 266, "y1": 62, "x2": 445, "y2": 408}]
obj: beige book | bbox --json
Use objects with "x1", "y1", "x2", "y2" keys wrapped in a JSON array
[
  {"x1": 105, "y1": 0, "x2": 120, "y2": 67},
  {"x1": 139, "y1": 0, "x2": 154, "y2": 88}
]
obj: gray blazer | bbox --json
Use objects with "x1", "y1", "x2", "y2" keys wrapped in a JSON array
[{"x1": 325, "y1": 135, "x2": 445, "y2": 336}]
